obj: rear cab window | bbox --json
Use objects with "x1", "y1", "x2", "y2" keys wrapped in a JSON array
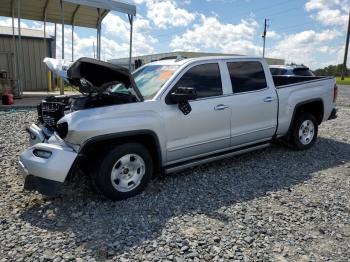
[
  {"x1": 227, "y1": 61, "x2": 267, "y2": 93},
  {"x1": 174, "y1": 63, "x2": 223, "y2": 99}
]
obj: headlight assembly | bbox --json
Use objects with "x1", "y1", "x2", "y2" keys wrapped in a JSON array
[{"x1": 55, "y1": 122, "x2": 68, "y2": 139}]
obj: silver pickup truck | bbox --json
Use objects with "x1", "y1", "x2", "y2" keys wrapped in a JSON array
[{"x1": 19, "y1": 56, "x2": 338, "y2": 200}]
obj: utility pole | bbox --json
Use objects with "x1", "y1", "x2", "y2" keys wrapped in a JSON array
[
  {"x1": 262, "y1": 18, "x2": 269, "y2": 58},
  {"x1": 341, "y1": 11, "x2": 350, "y2": 80}
]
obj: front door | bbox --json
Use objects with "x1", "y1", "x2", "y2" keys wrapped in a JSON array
[{"x1": 162, "y1": 62, "x2": 232, "y2": 164}]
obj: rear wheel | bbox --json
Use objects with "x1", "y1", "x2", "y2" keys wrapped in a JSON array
[
  {"x1": 290, "y1": 113, "x2": 318, "y2": 150},
  {"x1": 94, "y1": 143, "x2": 153, "y2": 200}
]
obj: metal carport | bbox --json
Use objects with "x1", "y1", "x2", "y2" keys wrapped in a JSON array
[{"x1": 0, "y1": 0, "x2": 136, "y2": 96}]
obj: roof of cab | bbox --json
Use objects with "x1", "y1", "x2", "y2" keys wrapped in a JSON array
[
  {"x1": 270, "y1": 64, "x2": 309, "y2": 70},
  {"x1": 147, "y1": 56, "x2": 265, "y2": 66}
]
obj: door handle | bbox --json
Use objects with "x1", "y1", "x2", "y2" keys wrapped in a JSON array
[
  {"x1": 214, "y1": 104, "x2": 230, "y2": 111},
  {"x1": 264, "y1": 97, "x2": 274, "y2": 102}
]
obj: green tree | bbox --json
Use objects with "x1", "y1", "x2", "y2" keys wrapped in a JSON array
[{"x1": 314, "y1": 64, "x2": 349, "y2": 76}]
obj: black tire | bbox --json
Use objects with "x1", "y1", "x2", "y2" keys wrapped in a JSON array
[
  {"x1": 94, "y1": 143, "x2": 153, "y2": 200},
  {"x1": 290, "y1": 113, "x2": 318, "y2": 150}
]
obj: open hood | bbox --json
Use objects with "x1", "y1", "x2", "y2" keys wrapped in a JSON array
[{"x1": 44, "y1": 57, "x2": 143, "y2": 101}]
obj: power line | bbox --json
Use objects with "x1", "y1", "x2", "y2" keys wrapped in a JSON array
[
  {"x1": 229, "y1": 0, "x2": 299, "y2": 20},
  {"x1": 272, "y1": 22, "x2": 313, "y2": 31},
  {"x1": 253, "y1": 6, "x2": 299, "y2": 21}
]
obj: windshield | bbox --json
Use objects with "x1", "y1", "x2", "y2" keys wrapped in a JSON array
[{"x1": 112, "y1": 65, "x2": 178, "y2": 100}]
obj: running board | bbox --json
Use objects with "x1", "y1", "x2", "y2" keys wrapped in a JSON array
[{"x1": 164, "y1": 143, "x2": 270, "y2": 174}]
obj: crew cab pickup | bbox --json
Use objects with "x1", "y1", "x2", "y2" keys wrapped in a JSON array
[{"x1": 19, "y1": 56, "x2": 338, "y2": 200}]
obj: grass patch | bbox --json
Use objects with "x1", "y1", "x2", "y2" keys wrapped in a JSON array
[{"x1": 336, "y1": 77, "x2": 350, "y2": 85}]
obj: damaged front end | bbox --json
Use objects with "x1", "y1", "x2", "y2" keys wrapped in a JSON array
[
  {"x1": 19, "y1": 139, "x2": 78, "y2": 196},
  {"x1": 37, "y1": 57, "x2": 143, "y2": 132},
  {"x1": 20, "y1": 57, "x2": 142, "y2": 196}
]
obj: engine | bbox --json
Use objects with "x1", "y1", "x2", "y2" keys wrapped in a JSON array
[
  {"x1": 37, "y1": 92, "x2": 137, "y2": 132},
  {"x1": 37, "y1": 96, "x2": 69, "y2": 128}
]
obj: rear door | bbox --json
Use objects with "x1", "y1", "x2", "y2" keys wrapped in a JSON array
[
  {"x1": 161, "y1": 62, "x2": 232, "y2": 164},
  {"x1": 225, "y1": 60, "x2": 278, "y2": 146}
]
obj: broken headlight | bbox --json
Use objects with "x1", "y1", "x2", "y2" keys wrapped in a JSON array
[{"x1": 55, "y1": 122, "x2": 68, "y2": 139}]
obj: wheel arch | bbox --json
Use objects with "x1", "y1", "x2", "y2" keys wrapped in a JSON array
[
  {"x1": 77, "y1": 130, "x2": 162, "y2": 175},
  {"x1": 287, "y1": 98, "x2": 324, "y2": 136}
]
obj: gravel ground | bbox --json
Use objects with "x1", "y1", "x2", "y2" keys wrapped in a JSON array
[{"x1": 0, "y1": 86, "x2": 350, "y2": 262}]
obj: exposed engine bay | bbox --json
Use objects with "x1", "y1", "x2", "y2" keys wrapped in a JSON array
[
  {"x1": 38, "y1": 57, "x2": 142, "y2": 133},
  {"x1": 37, "y1": 93, "x2": 136, "y2": 127}
]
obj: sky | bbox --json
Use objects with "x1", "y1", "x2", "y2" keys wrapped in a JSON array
[{"x1": 0, "y1": 0, "x2": 349, "y2": 69}]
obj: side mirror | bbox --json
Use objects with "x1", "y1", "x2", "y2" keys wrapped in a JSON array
[
  {"x1": 169, "y1": 86, "x2": 197, "y2": 104},
  {"x1": 169, "y1": 87, "x2": 197, "y2": 115}
]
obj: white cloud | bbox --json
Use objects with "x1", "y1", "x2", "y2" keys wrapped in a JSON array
[
  {"x1": 0, "y1": 18, "x2": 29, "y2": 28},
  {"x1": 102, "y1": 13, "x2": 157, "y2": 57},
  {"x1": 170, "y1": 15, "x2": 261, "y2": 55},
  {"x1": 318, "y1": 45, "x2": 338, "y2": 54},
  {"x1": 305, "y1": 0, "x2": 349, "y2": 26},
  {"x1": 313, "y1": 8, "x2": 348, "y2": 26},
  {"x1": 134, "y1": 0, "x2": 196, "y2": 28},
  {"x1": 266, "y1": 30, "x2": 280, "y2": 39},
  {"x1": 269, "y1": 29, "x2": 341, "y2": 67},
  {"x1": 305, "y1": 0, "x2": 348, "y2": 11}
]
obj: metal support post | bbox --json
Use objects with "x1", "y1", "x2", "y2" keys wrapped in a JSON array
[
  {"x1": 17, "y1": 0, "x2": 23, "y2": 96},
  {"x1": 128, "y1": 14, "x2": 133, "y2": 72},
  {"x1": 96, "y1": 8, "x2": 101, "y2": 60},
  {"x1": 60, "y1": 0, "x2": 64, "y2": 95},
  {"x1": 11, "y1": 0, "x2": 18, "y2": 85}
]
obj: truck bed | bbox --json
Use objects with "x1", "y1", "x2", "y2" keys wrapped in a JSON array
[
  {"x1": 273, "y1": 75, "x2": 332, "y2": 88},
  {"x1": 274, "y1": 76, "x2": 336, "y2": 137}
]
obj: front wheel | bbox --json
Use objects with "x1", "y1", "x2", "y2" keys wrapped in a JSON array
[
  {"x1": 94, "y1": 143, "x2": 153, "y2": 200},
  {"x1": 290, "y1": 113, "x2": 318, "y2": 150}
]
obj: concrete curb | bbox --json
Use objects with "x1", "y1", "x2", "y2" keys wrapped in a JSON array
[{"x1": 0, "y1": 105, "x2": 37, "y2": 110}]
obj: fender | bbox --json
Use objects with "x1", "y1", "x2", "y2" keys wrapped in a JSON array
[
  {"x1": 78, "y1": 129, "x2": 163, "y2": 170},
  {"x1": 286, "y1": 98, "x2": 324, "y2": 137}
]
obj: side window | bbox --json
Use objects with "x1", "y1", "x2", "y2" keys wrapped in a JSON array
[
  {"x1": 175, "y1": 63, "x2": 222, "y2": 99},
  {"x1": 227, "y1": 62, "x2": 267, "y2": 93}
]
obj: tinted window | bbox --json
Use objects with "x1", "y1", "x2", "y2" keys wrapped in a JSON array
[
  {"x1": 175, "y1": 63, "x2": 222, "y2": 99},
  {"x1": 293, "y1": 68, "x2": 315, "y2": 76},
  {"x1": 270, "y1": 68, "x2": 288, "y2": 75},
  {"x1": 228, "y1": 62, "x2": 267, "y2": 93}
]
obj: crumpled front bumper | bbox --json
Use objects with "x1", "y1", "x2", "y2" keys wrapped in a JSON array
[
  {"x1": 18, "y1": 161, "x2": 63, "y2": 195},
  {"x1": 19, "y1": 124, "x2": 78, "y2": 196}
]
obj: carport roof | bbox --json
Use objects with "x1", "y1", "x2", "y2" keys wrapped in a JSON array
[{"x1": 0, "y1": 0, "x2": 136, "y2": 29}]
